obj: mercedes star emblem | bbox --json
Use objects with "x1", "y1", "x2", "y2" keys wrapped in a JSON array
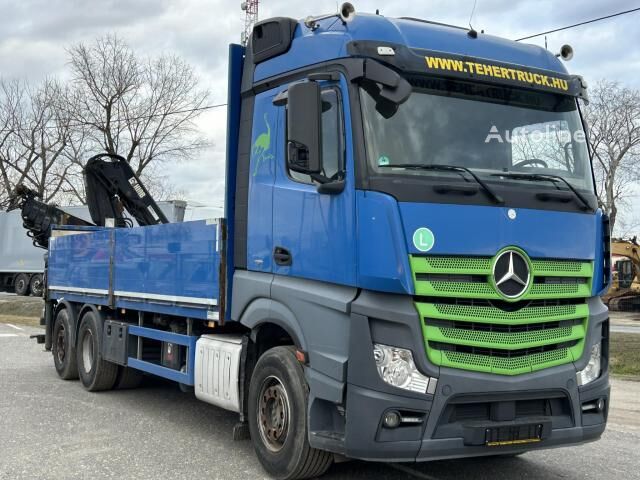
[{"x1": 493, "y1": 250, "x2": 530, "y2": 298}]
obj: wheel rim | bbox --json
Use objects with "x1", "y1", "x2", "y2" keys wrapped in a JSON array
[
  {"x1": 257, "y1": 375, "x2": 291, "y2": 452},
  {"x1": 16, "y1": 279, "x2": 25, "y2": 292},
  {"x1": 32, "y1": 279, "x2": 42, "y2": 295},
  {"x1": 55, "y1": 324, "x2": 66, "y2": 363},
  {"x1": 82, "y1": 330, "x2": 94, "y2": 374}
]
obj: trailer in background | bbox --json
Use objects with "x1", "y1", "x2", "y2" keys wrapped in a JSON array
[
  {"x1": 0, "y1": 201, "x2": 187, "y2": 296},
  {"x1": 0, "y1": 210, "x2": 45, "y2": 295}
]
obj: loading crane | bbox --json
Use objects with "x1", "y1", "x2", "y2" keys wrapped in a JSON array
[{"x1": 7, "y1": 153, "x2": 169, "y2": 249}]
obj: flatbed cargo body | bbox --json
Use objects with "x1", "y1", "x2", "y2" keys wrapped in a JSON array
[
  {"x1": 0, "y1": 202, "x2": 186, "y2": 295},
  {"x1": 48, "y1": 221, "x2": 222, "y2": 321}
]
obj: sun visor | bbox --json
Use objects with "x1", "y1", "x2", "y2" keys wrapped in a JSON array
[{"x1": 347, "y1": 41, "x2": 587, "y2": 100}]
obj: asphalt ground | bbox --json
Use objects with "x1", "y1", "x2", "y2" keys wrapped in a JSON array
[{"x1": 1, "y1": 321, "x2": 639, "y2": 480}]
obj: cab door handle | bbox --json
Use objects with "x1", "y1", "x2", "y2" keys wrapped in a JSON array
[{"x1": 273, "y1": 246, "x2": 292, "y2": 266}]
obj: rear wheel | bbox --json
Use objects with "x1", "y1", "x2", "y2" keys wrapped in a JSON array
[
  {"x1": 14, "y1": 273, "x2": 29, "y2": 296},
  {"x1": 51, "y1": 308, "x2": 78, "y2": 380},
  {"x1": 29, "y1": 273, "x2": 44, "y2": 297},
  {"x1": 248, "y1": 346, "x2": 333, "y2": 480},
  {"x1": 76, "y1": 311, "x2": 118, "y2": 391}
]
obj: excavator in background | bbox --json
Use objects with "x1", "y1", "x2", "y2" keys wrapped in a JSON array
[
  {"x1": 6, "y1": 153, "x2": 169, "y2": 250},
  {"x1": 603, "y1": 238, "x2": 640, "y2": 311}
]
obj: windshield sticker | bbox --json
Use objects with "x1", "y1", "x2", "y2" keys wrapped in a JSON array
[
  {"x1": 425, "y1": 55, "x2": 569, "y2": 93},
  {"x1": 413, "y1": 227, "x2": 435, "y2": 252},
  {"x1": 378, "y1": 155, "x2": 391, "y2": 166}
]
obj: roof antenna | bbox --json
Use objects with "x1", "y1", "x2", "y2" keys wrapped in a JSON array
[
  {"x1": 545, "y1": 35, "x2": 548, "y2": 49},
  {"x1": 467, "y1": 0, "x2": 478, "y2": 38}
]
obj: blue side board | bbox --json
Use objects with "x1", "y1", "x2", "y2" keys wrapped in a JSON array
[{"x1": 48, "y1": 221, "x2": 221, "y2": 320}]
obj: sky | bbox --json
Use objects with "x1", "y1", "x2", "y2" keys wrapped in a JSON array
[{"x1": 1, "y1": 0, "x2": 639, "y2": 221}]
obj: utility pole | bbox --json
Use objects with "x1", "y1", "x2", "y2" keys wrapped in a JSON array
[{"x1": 241, "y1": 0, "x2": 259, "y2": 46}]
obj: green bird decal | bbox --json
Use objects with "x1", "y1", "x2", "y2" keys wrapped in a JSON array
[{"x1": 252, "y1": 113, "x2": 274, "y2": 176}]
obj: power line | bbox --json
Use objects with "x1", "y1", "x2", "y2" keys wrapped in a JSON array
[
  {"x1": 515, "y1": 6, "x2": 640, "y2": 41},
  {"x1": 0, "y1": 102, "x2": 227, "y2": 134}
]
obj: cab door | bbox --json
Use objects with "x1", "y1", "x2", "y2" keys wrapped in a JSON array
[
  {"x1": 271, "y1": 76, "x2": 356, "y2": 286},
  {"x1": 246, "y1": 89, "x2": 281, "y2": 273}
]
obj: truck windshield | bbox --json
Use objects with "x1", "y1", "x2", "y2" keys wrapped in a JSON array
[{"x1": 361, "y1": 76, "x2": 594, "y2": 192}]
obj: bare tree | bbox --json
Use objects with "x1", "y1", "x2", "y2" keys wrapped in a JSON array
[
  {"x1": 0, "y1": 78, "x2": 77, "y2": 206},
  {"x1": 1, "y1": 35, "x2": 210, "y2": 208},
  {"x1": 65, "y1": 35, "x2": 209, "y2": 198},
  {"x1": 584, "y1": 80, "x2": 640, "y2": 233},
  {"x1": 0, "y1": 79, "x2": 21, "y2": 208}
]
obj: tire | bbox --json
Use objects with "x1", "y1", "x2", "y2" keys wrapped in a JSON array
[
  {"x1": 51, "y1": 308, "x2": 78, "y2": 380},
  {"x1": 114, "y1": 366, "x2": 144, "y2": 390},
  {"x1": 29, "y1": 273, "x2": 44, "y2": 297},
  {"x1": 76, "y1": 311, "x2": 118, "y2": 391},
  {"x1": 248, "y1": 346, "x2": 333, "y2": 480},
  {"x1": 14, "y1": 273, "x2": 30, "y2": 296}
]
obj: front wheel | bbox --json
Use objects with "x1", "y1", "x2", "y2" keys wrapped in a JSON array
[{"x1": 248, "y1": 346, "x2": 333, "y2": 480}]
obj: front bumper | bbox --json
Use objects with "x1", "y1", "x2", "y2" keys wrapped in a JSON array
[
  {"x1": 343, "y1": 367, "x2": 609, "y2": 462},
  {"x1": 337, "y1": 291, "x2": 609, "y2": 462}
]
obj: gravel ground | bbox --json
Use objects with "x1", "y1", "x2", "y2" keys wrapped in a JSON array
[{"x1": 1, "y1": 322, "x2": 639, "y2": 480}]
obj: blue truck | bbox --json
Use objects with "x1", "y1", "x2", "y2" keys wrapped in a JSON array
[{"x1": 19, "y1": 5, "x2": 610, "y2": 479}]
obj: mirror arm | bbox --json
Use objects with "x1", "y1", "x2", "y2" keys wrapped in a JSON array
[
  {"x1": 273, "y1": 89, "x2": 288, "y2": 106},
  {"x1": 310, "y1": 172, "x2": 331, "y2": 184},
  {"x1": 317, "y1": 179, "x2": 346, "y2": 195}
]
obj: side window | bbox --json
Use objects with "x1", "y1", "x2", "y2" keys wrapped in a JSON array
[{"x1": 289, "y1": 88, "x2": 344, "y2": 184}]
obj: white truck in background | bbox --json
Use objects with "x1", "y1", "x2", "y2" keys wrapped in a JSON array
[{"x1": 0, "y1": 201, "x2": 187, "y2": 296}]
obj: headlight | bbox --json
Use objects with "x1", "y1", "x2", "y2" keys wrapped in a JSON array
[
  {"x1": 372, "y1": 344, "x2": 437, "y2": 394},
  {"x1": 576, "y1": 342, "x2": 602, "y2": 386}
]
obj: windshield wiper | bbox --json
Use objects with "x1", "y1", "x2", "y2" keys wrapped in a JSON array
[
  {"x1": 379, "y1": 163, "x2": 504, "y2": 204},
  {"x1": 490, "y1": 172, "x2": 592, "y2": 211}
]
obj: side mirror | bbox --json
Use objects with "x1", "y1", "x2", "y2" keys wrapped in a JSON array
[{"x1": 287, "y1": 81, "x2": 322, "y2": 174}]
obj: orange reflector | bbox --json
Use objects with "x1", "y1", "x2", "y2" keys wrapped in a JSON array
[{"x1": 295, "y1": 350, "x2": 307, "y2": 363}]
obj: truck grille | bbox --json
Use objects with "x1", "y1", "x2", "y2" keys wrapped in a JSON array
[{"x1": 410, "y1": 253, "x2": 592, "y2": 375}]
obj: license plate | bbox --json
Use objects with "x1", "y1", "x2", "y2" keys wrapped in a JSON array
[{"x1": 485, "y1": 423, "x2": 543, "y2": 447}]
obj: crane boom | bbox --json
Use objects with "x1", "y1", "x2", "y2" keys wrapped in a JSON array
[{"x1": 7, "y1": 153, "x2": 169, "y2": 249}]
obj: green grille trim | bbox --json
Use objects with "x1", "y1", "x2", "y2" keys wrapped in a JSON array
[
  {"x1": 414, "y1": 280, "x2": 591, "y2": 299},
  {"x1": 416, "y1": 280, "x2": 495, "y2": 298},
  {"x1": 418, "y1": 303, "x2": 588, "y2": 325},
  {"x1": 424, "y1": 324, "x2": 586, "y2": 350},
  {"x1": 528, "y1": 282, "x2": 591, "y2": 298},
  {"x1": 411, "y1": 252, "x2": 593, "y2": 375},
  {"x1": 410, "y1": 254, "x2": 593, "y2": 301},
  {"x1": 410, "y1": 255, "x2": 593, "y2": 277},
  {"x1": 427, "y1": 340, "x2": 585, "y2": 376},
  {"x1": 410, "y1": 255, "x2": 492, "y2": 275},
  {"x1": 531, "y1": 259, "x2": 593, "y2": 277}
]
